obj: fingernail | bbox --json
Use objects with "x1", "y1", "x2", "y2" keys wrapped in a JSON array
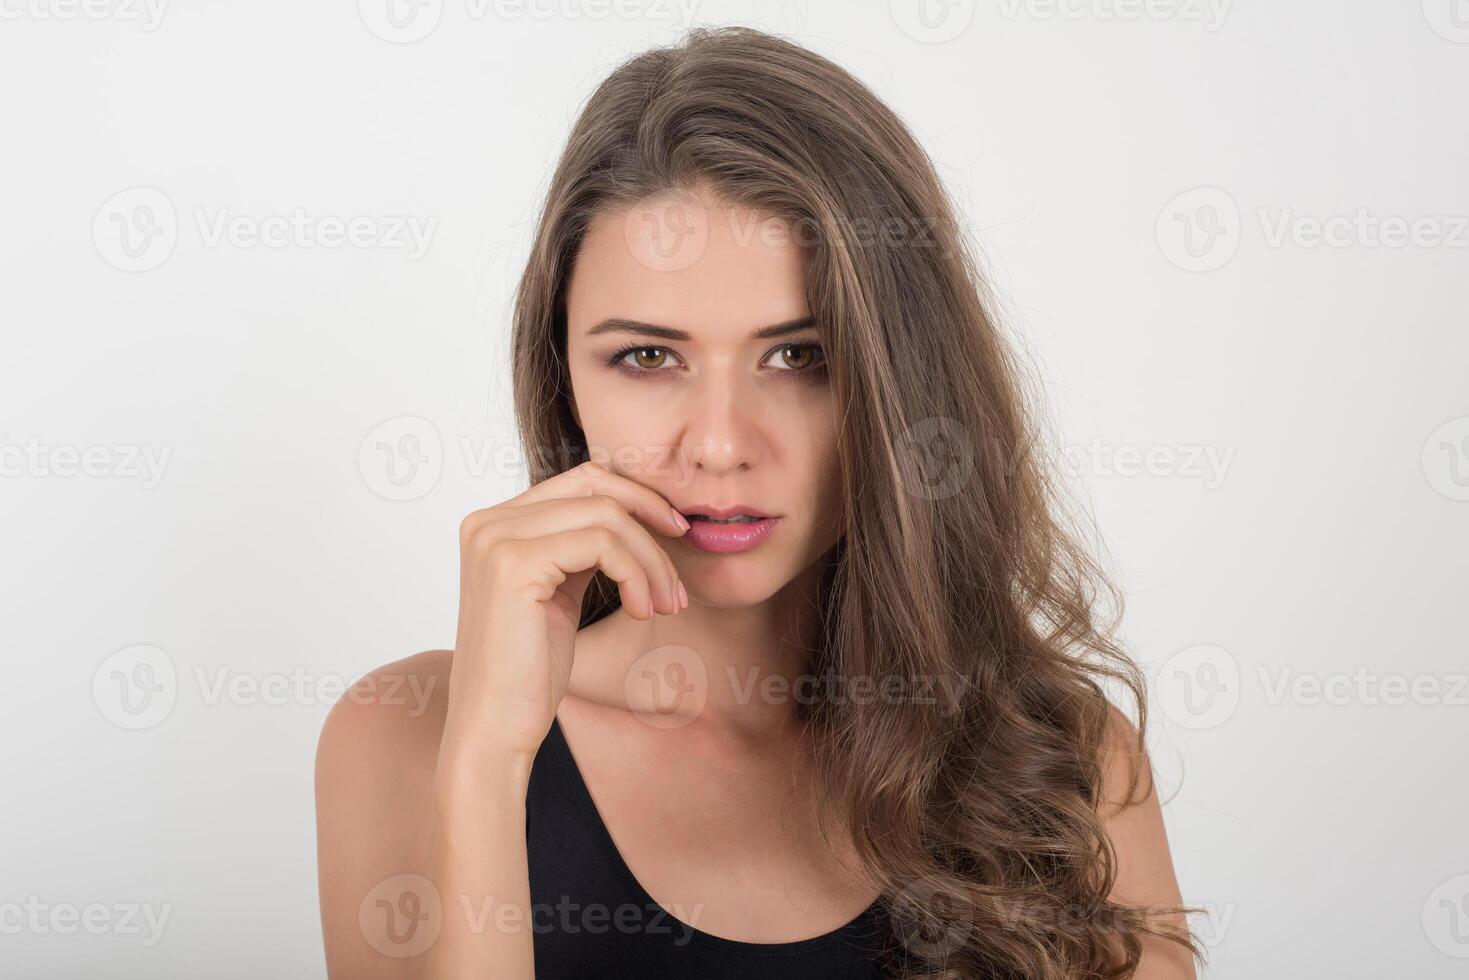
[
  {"x1": 671, "y1": 509, "x2": 690, "y2": 532},
  {"x1": 678, "y1": 581, "x2": 688, "y2": 608}
]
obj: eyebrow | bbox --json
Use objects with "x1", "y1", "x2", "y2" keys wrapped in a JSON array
[{"x1": 585, "y1": 315, "x2": 817, "y2": 342}]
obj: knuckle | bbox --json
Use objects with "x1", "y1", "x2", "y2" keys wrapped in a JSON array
[
  {"x1": 589, "y1": 493, "x2": 623, "y2": 521},
  {"x1": 482, "y1": 539, "x2": 522, "y2": 578}
]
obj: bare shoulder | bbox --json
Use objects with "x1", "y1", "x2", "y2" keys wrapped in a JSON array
[
  {"x1": 1095, "y1": 703, "x2": 1198, "y2": 980},
  {"x1": 314, "y1": 649, "x2": 454, "y2": 979},
  {"x1": 1097, "y1": 703, "x2": 1156, "y2": 815},
  {"x1": 314, "y1": 647, "x2": 454, "y2": 836},
  {"x1": 316, "y1": 648, "x2": 453, "y2": 778}
]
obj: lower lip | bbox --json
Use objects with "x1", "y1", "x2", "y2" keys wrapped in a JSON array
[{"x1": 680, "y1": 516, "x2": 781, "y2": 554}]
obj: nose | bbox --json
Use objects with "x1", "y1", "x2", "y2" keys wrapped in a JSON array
[{"x1": 678, "y1": 360, "x2": 763, "y2": 475}]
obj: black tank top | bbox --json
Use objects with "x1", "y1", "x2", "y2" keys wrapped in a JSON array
[{"x1": 526, "y1": 715, "x2": 889, "y2": 978}]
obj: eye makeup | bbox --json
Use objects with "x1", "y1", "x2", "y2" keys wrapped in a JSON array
[{"x1": 605, "y1": 342, "x2": 828, "y2": 382}]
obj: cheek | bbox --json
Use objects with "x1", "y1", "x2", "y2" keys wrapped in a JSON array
[
  {"x1": 783, "y1": 412, "x2": 842, "y2": 515},
  {"x1": 568, "y1": 364, "x2": 672, "y2": 476}
]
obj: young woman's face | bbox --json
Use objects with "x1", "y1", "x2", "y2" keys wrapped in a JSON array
[{"x1": 564, "y1": 185, "x2": 841, "y2": 607}]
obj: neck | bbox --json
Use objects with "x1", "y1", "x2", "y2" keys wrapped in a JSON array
[{"x1": 605, "y1": 561, "x2": 826, "y2": 743}]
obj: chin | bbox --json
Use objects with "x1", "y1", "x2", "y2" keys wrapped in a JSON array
[{"x1": 675, "y1": 547, "x2": 806, "y2": 609}]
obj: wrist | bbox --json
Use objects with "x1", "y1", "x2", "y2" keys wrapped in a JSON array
[{"x1": 434, "y1": 742, "x2": 535, "y2": 808}]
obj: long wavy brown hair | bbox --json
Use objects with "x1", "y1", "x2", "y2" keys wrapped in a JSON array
[{"x1": 509, "y1": 24, "x2": 1203, "y2": 980}]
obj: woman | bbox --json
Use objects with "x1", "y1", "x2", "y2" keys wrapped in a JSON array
[{"x1": 316, "y1": 25, "x2": 1202, "y2": 980}]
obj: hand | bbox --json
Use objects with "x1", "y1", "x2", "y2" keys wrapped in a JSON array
[{"x1": 441, "y1": 461, "x2": 689, "y2": 766}]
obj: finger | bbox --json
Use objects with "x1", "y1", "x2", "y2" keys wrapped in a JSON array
[
  {"x1": 480, "y1": 494, "x2": 681, "y2": 615},
  {"x1": 522, "y1": 526, "x2": 656, "y2": 620},
  {"x1": 510, "y1": 461, "x2": 689, "y2": 538}
]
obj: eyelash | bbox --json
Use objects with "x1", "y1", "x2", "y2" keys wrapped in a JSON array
[{"x1": 606, "y1": 342, "x2": 828, "y2": 380}]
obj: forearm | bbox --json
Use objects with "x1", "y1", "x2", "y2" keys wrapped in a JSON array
[{"x1": 416, "y1": 751, "x2": 537, "y2": 980}]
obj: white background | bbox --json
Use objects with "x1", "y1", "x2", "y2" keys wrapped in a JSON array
[{"x1": 2, "y1": 1, "x2": 1466, "y2": 977}]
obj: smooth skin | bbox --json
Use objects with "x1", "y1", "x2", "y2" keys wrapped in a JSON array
[{"x1": 314, "y1": 183, "x2": 1195, "y2": 979}]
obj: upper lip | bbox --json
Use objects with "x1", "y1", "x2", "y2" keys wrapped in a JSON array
[{"x1": 677, "y1": 503, "x2": 775, "y2": 519}]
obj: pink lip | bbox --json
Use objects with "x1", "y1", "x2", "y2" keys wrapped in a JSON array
[{"x1": 679, "y1": 516, "x2": 781, "y2": 554}]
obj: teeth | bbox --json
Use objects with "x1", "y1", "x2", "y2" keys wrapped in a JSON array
[{"x1": 692, "y1": 515, "x2": 761, "y2": 524}]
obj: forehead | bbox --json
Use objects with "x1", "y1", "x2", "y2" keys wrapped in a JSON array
[{"x1": 566, "y1": 194, "x2": 810, "y2": 341}]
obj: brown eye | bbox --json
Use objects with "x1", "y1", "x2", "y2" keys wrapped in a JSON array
[
  {"x1": 627, "y1": 347, "x2": 667, "y2": 369},
  {"x1": 766, "y1": 343, "x2": 825, "y2": 371}
]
